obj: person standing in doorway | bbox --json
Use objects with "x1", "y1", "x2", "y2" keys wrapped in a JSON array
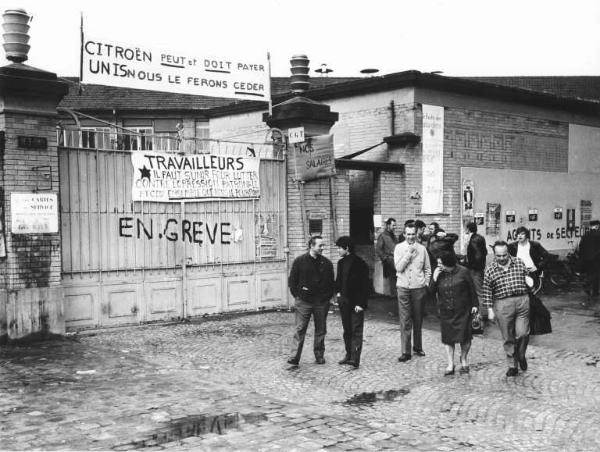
[
  {"x1": 335, "y1": 236, "x2": 370, "y2": 368},
  {"x1": 579, "y1": 220, "x2": 600, "y2": 302},
  {"x1": 395, "y1": 223, "x2": 432, "y2": 362},
  {"x1": 376, "y1": 218, "x2": 399, "y2": 295},
  {"x1": 464, "y1": 221, "x2": 488, "y2": 319},
  {"x1": 287, "y1": 236, "x2": 335, "y2": 366},
  {"x1": 482, "y1": 241, "x2": 530, "y2": 377}
]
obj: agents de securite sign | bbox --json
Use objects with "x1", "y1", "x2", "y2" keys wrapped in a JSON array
[{"x1": 82, "y1": 35, "x2": 270, "y2": 101}]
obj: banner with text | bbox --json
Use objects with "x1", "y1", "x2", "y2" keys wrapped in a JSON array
[
  {"x1": 82, "y1": 34, "x2": 270, "y2": 101},
  {"x1": 292, "y1": 134, "x2": 335, "y2": 181},
  {"x1": 421, "y1": 105, "x2": 444, "y2": 214},
  {"x1": 132, "y1": 151, "x2": 260, "y2": 202}
]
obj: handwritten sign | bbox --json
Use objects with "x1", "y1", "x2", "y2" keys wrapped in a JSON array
[
  {"x1": 292, "y1": 134, "x2": 335, "y2": 181},
  {"x1": 82, "y1": 35, "x2": 270, "y2": 101},
  {"x1": 11, "y1": 193, "x2": 58, "y2": 233},
  {"x1": 132, "y1": 151, "x2": 260, "y2": 202},
  {"x1": 422, "y1": 105, "x2": 444, "y2": 213}
]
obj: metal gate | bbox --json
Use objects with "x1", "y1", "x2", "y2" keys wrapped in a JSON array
[{"x1": 58, "y1": 133, "x2": 287, "y2": 330}]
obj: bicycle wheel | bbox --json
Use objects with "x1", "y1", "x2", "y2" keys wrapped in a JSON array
[{"x1": 549, "y1": 262, "x2": 572, "y2": 288}]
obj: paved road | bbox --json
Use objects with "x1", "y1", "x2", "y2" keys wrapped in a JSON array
[{"x1": 2, "y1": 290, "x2": 600, "y2": 451}]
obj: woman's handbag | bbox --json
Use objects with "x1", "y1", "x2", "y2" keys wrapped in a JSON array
[{"x1": 471, "y1": 313, "x2": 484, "y2": 335}]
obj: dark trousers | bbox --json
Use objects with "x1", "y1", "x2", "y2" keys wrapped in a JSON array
[
  {"x1": 585, "y1": 262, "x2": 600, "y2": 297},
  {"x1": 397, "y1": 287, "x2": 427, "y2": 355},
  {"x1": 339, "y1": 302, "x2": 365, "y2": 364},
  {"x1": 290, "y1": 298, "x2": 329, "y2": 360}
]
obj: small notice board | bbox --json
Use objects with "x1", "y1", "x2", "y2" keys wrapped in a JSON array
[{"x1": 11, "y1": 192, "x2": 59, "y2": 234}]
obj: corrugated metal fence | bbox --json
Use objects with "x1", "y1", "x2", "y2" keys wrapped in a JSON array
[{"x1": 59, "y1": 132, "x2": 287, "y2": 329}]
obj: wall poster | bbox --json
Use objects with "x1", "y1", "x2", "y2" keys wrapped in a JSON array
[{"x1": 486, "y1": 203, "x2": 501, "y2": 236}]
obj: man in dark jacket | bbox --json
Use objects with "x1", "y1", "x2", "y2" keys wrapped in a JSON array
[
  {"x1": 580, "y1": 220, "x2": 600, "y2": 299},
  {"x1": 375, "y1": 218, "x2": 398, "y2": 295},
  {"x1": 335, "y1": 236, "x2": 370, "y2": 368},
  {"x1": 287, "y1": 235, "x2": 335, "y2": 366},
  {"x1": 465, "y1": 221, "x2": 487, "y2": 315}
]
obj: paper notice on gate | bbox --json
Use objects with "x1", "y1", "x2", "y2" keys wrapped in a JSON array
[{"x1": 131, "y1": 151, "x2": 260, "y2": 202}]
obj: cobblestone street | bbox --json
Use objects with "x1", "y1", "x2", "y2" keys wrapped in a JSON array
[{"x1": 2, "y1": 291, "x2": 600, "y2": 451}]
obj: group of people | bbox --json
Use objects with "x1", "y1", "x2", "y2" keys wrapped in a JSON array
[{"x1": 286, "y1": 217, "x2": 600, "y2": 378}]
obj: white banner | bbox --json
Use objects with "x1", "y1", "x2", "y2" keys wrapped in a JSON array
[
  {"x1": 82, "y1": 35, "x2": 270, "y2": 101},
  {"x1": 422, "y1": 104, "x2": 444, "y2": 213},
  {"x1": 132, "y1": 151, "x2": 260, "y2": 202}
]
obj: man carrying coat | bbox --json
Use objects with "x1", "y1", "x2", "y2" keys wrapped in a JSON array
[{"x1": 335, "y1": 236, "x2": 370, "y2": 368}]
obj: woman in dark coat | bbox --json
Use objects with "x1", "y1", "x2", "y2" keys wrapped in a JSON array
[{"x1": 431, "y1": 250, "x2": 479, "y2": 375}]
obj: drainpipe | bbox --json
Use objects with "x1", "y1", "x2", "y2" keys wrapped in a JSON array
[{"x1": 389, "y1": 100, "x2": 395, "y2": 136}]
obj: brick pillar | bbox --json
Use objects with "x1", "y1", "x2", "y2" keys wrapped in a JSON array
[{"x1": 0, "y1": 64, "x2": 69, "y2": 342}]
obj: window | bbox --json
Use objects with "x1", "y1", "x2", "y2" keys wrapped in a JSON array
[
  {"x1": 120, "y1": 127, "x2": 153, "y2": 151},
  {"x1": 195, "y1": 121, "x2": 210, "y2": 151},
  {"x1": 81, "y1": 127, "x2": 111, "y2": 149}
]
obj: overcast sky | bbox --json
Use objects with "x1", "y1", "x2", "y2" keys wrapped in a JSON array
[{"x1": 2, "y1": 0, "x2": 599, "y2": 78}]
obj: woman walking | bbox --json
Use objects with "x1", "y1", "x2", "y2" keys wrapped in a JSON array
[{"x1": 431, "y1": 250, "x2": 479, "y2": 375}]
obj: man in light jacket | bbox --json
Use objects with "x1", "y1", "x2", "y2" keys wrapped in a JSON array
[{"x1": 395, "y1": 222, "x2": 432, "y2": 362}]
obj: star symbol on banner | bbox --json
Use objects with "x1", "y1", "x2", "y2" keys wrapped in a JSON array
[{"x1": 139, "y1": 165, "x2": 151, "y2": 180}]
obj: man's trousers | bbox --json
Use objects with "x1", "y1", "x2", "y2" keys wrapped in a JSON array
[
  {"x1": 397, "y1": 287, "x2": 428, "y2": 355},
  {"x1": 290, "y1": 298, "x2": 329, "y2": 360},
  {"x1": 494, "y1": 294, "x2": 530, "y2": 367},
  {"x1": 339, "y1": 302, "x2": 365, "y2": 364}
]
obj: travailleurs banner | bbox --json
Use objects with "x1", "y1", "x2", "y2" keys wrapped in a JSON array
[
  {"x1": 82, "y1": 34, "x2": 270, "y2": 101},
  {"x1": 132, "y1": 151, "x2": 260, "y2": 202}
]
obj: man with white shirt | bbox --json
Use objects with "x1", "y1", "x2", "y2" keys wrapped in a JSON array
[
  {"x1": 507, "y1": 227, "x2": 549, "y2": 278},
  {"x1": 394, "y1": 222, "x2": 432, "y2": 362}
]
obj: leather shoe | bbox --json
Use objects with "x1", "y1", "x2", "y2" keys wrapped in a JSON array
[
  {"x1": 338, "y1": 356, "x2": 351, "y2": 365},
  {"x1": 413, "y1": 349, "x2": 426, "y2": 357},
  {"x1": 398, "y1": 354, "x2": 412, "y2": 362},
  {"x1": 315, "y1": 357, "x2": 326, "y2": 364},
  {"x1": 459, "y1": 366, "x2": 470, "y2": 374},
  {"x1": 346, "y1": 360, "x2": 359, "y2": 368},
  {"x1": 506, "y1": 367, "x2": 518, "y2": 377},
  {"x1": 519, "y1": 356, "x2": 528, "y2": 371},
  {"x1": 287, "y1": 357, "x2": 299, "y2": 365},
  {"x1": 444, "y1": 366, "x2": 455, "y2": 376}
]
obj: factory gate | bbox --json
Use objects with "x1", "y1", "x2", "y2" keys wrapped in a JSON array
[{"x1": 58, "y1": 134, "x2": 287, "y2": 330}]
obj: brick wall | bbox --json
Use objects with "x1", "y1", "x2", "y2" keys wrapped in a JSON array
[{"x1": 1, "y1": 114, "x2": 61, "y2": 290}]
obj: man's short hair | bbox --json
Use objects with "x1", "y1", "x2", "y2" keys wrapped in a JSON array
[
  {"x1": 414, "y1": 219, "x2": 426, "y2": 229},
  {"x1": 466, "y1": 221, "x2": 477, "y2": 234},
  {"x1": 308, "y1": 235, "x2": 323, "y2": 248},
  {"x1": 404, "y1": 222, "x2": 416, "y2": 231},
  {"x1": 438, "y1": 250, "x2": 458, "y2": 267},
  {"x1": 430, "y1": 221, "x2": 440, "y2": 231},
  {"x1": 404, "y1": 219, "x2": 415, "y2": 226},
  {"x1": 335, "y1": 236, "x2": 354, "y2": 253},
  {"x1": 492, "y1": 240, "x2": 509, "y2": 253},
  {"x1": 515, "y1": 226, "x2": 530, "y2": 238},
  {"x1": 385, "y1": 217, "x2": 396, "y2": 225}
]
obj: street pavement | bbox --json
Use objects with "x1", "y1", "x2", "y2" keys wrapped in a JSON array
[{"x1": 2, "y1": 287, "x2": 600, "y2": 451}]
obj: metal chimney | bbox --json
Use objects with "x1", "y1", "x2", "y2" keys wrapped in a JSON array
[
  {"x1": 2, "y1": 8, "x2": 31, "y2": 63},
  {"x1": 290, "y1": 54, "x2": 310, "y2": 95}
]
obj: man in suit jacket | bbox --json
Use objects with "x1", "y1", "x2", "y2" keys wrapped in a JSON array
[{"x1": 335, "y1": 236, "x2": 370, "y2": 368}]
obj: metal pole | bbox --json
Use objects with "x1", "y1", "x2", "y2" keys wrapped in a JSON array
[{"x1": 329, "y1": 176, "x2": 338, "y2": 239}]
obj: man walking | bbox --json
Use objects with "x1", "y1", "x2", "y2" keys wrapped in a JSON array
[
  {"x1": 287, "y1": 236, "x2": 335, "y2": 366},
  {"x1": 464, "y1": 221, "x2": 487, "y2": 317},
  {"x1": 580, "y1": 220, "x2": 600, "y2": 301},
  {"x1": 335, "y1": 236, "x2": 369, "y2": 368},
  {"x1": 395, "y1": 223, "x2": 431, "y2": 361},
  {"x1": 482, "y1": 241, "x2": 530, "y2": 377}
]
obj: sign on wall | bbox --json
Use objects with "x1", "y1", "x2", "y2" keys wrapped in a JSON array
[
  {"x1": 581, "y1": 200, "x2": 592, "y2": 229},
  {"x1": 421, "y1": 105, "x2": 444, "y2": 213},
  {"x1": 462, "y1": 179, "x2": 474, "y2": 217},
  {"x1": 82, "y1": 35, "x2": 270, "y2": 101},
  {"x1": 132, "y1": 151, "x2": 260, "y2": 202},
  {"x1": 11, "y1": 193, "x2": 58, "y2": 233},
  {"x1": 292, "y1": 134, "x2": 335, "y2": 181},
  {"x1": 486, "y1": 203, "x2": 501, "y2": 236}
]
